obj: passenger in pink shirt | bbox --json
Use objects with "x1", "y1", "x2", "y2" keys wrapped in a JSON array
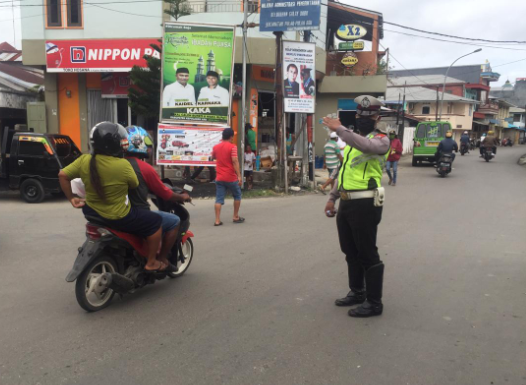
[{"x1": 211, "y1": 128, "x2": 244, "y2": 226}]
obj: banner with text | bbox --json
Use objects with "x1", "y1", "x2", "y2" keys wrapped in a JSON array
[
  {"x1": 260, "y1": 0, "x2": 321, "y2": 32},
  {"x1": 161, "y1": 23, "x2": 235, "y2": 124},
  {"x1": 156, "y1": 123, "x2": 223, "y2": 166},
  {"x1": 283, "y1": 40, "x2": 316, "y2": 113},
  {"x1": 45, "y1": 39, "x2": 159, "y2": 73}
]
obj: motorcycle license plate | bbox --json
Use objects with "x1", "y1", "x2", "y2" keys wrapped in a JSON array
[
  {"x1": 440, "y1": 163, "x2": 449, "y2": 167},
  {"x1": 426, "y1": 142, "x2": 439, "y2": 147}
]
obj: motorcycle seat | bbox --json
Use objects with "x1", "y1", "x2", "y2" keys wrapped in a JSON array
[{"x1": 85, "y1": 215, "x2": 108, "y2": 227}]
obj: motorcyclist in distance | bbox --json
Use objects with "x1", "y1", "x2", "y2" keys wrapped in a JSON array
[
  {"x1": 481, "y1": 130, "x2": 499, "y2": 157},
  {"x1": 460, "y1": 131, "x2": 470, "y2": 153},
  {"x1": 435, "y1": 131, "x2": 458, "y2": 165}
]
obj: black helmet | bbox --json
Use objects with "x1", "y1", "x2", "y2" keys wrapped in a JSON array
[{"x1": 89, "y1": 122, "x2": 129, "y2": 157}]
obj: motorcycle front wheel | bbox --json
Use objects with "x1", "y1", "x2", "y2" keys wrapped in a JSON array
[
  {"x1": 75, "y1": 255, "x2": 117, "y2": 312},
  {"x1": 168, "y1": 238, "x2": 194, "y2": 278}
]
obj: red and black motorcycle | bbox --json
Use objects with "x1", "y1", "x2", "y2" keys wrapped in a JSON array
[{"x1": 66, "y1": 182, "x2": 194, "y2": 312}]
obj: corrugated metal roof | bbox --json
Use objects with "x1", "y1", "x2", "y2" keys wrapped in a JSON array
[{"x1": 385, "y1": 86, "x2": 478, "y2": 103}]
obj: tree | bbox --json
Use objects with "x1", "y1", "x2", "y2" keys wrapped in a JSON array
[{"x1": 128, "y1": 0, "x2": 191, "y2": 126}]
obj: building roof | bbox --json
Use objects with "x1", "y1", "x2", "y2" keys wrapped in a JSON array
[
  {"x1": 489, "y1": 97, "x2": 516, "y2": 108},
  {"x1": 0, "y1": 62, "x2": 44, "y2": 93},
  {"x1": 0, "y1": 42, "x2": 22, "y2": 62},
  {"x1": 390, "y1": 64, "x2": 484, "y2": 85},
  {"x1": 510, "y1": 107, "x2": 525, "y2": 113},
  {"x1": 384, "y1": 86, "x2": 478, "y2": 104},
  {"x1": 387, "y1": 74, "x2": 465, "y2": 87}
]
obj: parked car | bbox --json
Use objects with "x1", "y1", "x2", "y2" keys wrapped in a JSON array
[{"x1": 0, "y1": 129, "x2": 81, "y2": 203}]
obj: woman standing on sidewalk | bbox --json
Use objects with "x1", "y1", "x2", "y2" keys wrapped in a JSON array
[{"x1": 386, "y1": 131, "x2": 403, "y2": 186}]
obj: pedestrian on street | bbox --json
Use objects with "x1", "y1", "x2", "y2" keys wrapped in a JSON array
[
  {"x1": 212, "y1": 128, "x2": 244, "y2": 226},
  {"x1": 319, "y1": 132, "x2": 343, "y2": 194},
  {"x1": 323, "y1": 95, "x2": 390, "y2": 318},
  {"x1": 386, "y1": 130, "x2": 403, "y2": 186}
]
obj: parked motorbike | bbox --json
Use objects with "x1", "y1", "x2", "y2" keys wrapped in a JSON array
[
  {"x1": 482, "y1": 147, "x2": 494, "y2": 162},
  {"x1": 460, "y1": 142, "x2": 469, "y2": 156},
  {"x1": 469, "y1": 140, "x2": 476, "y2": 151},
  {"x1": 66, "y1": 182, "x2": 194, "y2": 312},
  {"x1": 436, "y1": 153, "x2": 454, "y2": 177},
  {"x1": 501, "y1": 138, "x2": 513, "y2": 147}
]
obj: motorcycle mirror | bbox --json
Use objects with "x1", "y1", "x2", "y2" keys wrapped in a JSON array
[{"x1": 183, "y1": 184, "x2": 194, "y2": 192}]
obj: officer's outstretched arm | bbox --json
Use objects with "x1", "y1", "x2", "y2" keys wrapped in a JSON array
[{"x1": 336, "y1": 126, "x2": 389, "y2": 154}]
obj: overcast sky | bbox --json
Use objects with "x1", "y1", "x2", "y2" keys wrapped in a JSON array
[{"x1": 1, "y1": 0, "x2": 525, "y2": 86}]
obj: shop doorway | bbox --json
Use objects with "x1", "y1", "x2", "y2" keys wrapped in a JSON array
[{"x1": 258, "y1": 91, "x2": 276, "y2": 145}]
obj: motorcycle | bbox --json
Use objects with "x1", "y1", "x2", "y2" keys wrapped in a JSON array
[
  {"x1": 469, "y1": 140, "x2": 476, "y2": 151},
  {"x1": 483, "y1": 147, "x2": 494, "y2": 162},
  {"x1": 501, "y1": 138, "x2": 513, "y2": 147},
  {"x1": 460, "y1": 142, "x2": 469, "y2": 156},
  {"x1": 66, "y1": 181, "x2": 194, "y2": 312},
  {"x1": 436, "y1": 153, "x2": 454, "y2": 177}
]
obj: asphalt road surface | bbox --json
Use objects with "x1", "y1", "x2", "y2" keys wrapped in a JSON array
[{"x1": 1, "y1": 146, "x2": 525, "y2": 385}]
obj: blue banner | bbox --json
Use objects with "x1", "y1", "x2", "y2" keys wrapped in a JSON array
[{"x1": 259, "y1": 0, "x2": 321, "y2": 32}]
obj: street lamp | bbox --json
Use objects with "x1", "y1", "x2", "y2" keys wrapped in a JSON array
[{"x1": 439, "y1": 48, "x2": 482, "y2": 120}]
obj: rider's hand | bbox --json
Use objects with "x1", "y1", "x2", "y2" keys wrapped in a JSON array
[
  {"x1": 70, "y1": 197, "x2": 85, "y2": 209},
  {"x1": 325, "y1": 201, "x2": 337, "y2": 218},
  {"x1": 322, "y1": 117, "x2": 342, "y2": 132},
  {"x1": 181, "y1": 192, "x2": 191, "y2": 202}
]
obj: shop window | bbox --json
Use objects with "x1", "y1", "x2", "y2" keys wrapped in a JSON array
[
  {"x1": 19, "y1": 141, "x2": 46, "y2": 156},
  {"x1": 67, "y1": 0, "x2": 83, "y2": 27},
  {"x1": 422, "y1": 106, "x2": 430, "y2": 115},
  {"x1": 46, "y1": 0, "x2": 62, "y2": 28},
  {"x1": 447, "y1": 103, "x2": 453, "y2": 114}
]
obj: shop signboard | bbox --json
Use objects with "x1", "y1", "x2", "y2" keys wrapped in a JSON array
[
  {"x1": 338, "y1": 41, "x2": 364, "y2": 51},
  {"x1": 283, "y1": 40, "x2": 316, "y2": 114},
  {"x1": 101, "y1": 73, "x2": 131, "y2": 98},
  {"x1": 156, "y1": 123, "x2": 223, "y2": 166},
  {"x1": 336, "y1": 24, "x2": 368, "y2": 41},
  {"x1": 160, "y1": 22, "x2": 236, "y2": 124},
  {"x1": 260, "y1": 0, "x2": 321, "y2": 32},
  {"x1": 341, "y1": 52, "x2": 358, "y2": 68},
  {"x1": 45, "y1": 39, "x2": 159, "y2": 72}
]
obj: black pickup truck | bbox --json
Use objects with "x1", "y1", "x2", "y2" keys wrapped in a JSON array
[{"x1": 0, "y1": 129, "x2": 81, "y2": 203}]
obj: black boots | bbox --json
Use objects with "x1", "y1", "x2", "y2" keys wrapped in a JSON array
[
  {"x1": 348, "y1": 263, "x2": 384, "y2": 318},
  {"x1": 335, "y1": 290, "x2": 366, "y2": 306}
]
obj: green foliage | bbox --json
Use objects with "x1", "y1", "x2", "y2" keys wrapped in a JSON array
[{"x1": 164, "y1": 0, "x2": 192, "y2": 20}]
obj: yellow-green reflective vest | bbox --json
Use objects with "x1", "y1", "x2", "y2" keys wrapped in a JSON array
[{"x1": 338, "y1": 133, "x2": 389, "y2": 191}]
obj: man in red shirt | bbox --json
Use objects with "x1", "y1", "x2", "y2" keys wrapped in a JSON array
[
  {"x1": 386, "y1": 130, "x2": 403, "y2": 186},
  {"x1": 212, "y1": 128, "x2": 244, "y2": 226}
]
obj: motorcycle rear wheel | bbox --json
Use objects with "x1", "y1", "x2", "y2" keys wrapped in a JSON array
[
  {"x1": 75, "y1": 256, "x2": 117, "y2": 312},
  {"x1": 168, "y1": 238, "x2": 194, "y2": 278}
]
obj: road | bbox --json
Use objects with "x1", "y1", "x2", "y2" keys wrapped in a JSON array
[{"x1": 1, "y1": 146, "x2": 525, "y2": 385}]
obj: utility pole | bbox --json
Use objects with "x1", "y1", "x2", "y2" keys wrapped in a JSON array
[
  {"x1": 274, "y1": 31, "x2": 284, "y2": 190},
  {"x1": 395, "y1": 92, "x2": 400, "y2": 126},
  {"x1": 240, "y1": 0, "x2": 248, "y2": 188},
  {"x1": 435, "y1": 86, "x2": 439, "y2": 121},
  {"x1": 400, "y1": 81, "x2": 406, "y2": 144}
]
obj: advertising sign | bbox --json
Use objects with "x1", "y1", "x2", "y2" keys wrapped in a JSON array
[
  {"x1": 341, "y1": 52, "x2": 358, "y2": 68},
  {"x1": 156, "y1": 123, "x2": 223, "y2": 166},
  {"x1": 101, "y1": 73, "x2": 131, "y2": 98},
  {"x1": 338, "y1": 41, "x2": 364, "y2": 51},
  {"x1": 260, "y1": 0, "x2": 321, "y2": 32},
  {"x1": 283, "y1": 41, "x2": 316, "y2": 113},
  {"x1": 161, "y1": 23, "x2": 235, "y2": 124},
  {"x1": 336, "y1": 24, "x2": 368, "y2": 41},
  {"x1": 45, "y1": 39, "x2": 159, "y2": 73}
]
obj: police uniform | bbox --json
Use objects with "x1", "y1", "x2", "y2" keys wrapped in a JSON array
[{"x1": 327, "y1": 95, "x2": 390, "y2": 318}]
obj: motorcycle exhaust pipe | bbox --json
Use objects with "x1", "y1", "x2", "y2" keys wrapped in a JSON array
[{"x1": 102, "y1": 272, "x2": 135, "y2": 294}]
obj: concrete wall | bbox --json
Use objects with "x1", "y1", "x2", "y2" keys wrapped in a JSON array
[{"x1": 21, "y1": 0, "x2": 163, "y2": 40}]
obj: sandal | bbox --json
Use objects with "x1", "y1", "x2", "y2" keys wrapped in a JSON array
[
  {"x1": 214, "y1": 222, "x2": 223, "y2": 226},
  {"x1": 144, "y1": 261, "x2": 167, "y2": 273},
  {"x1": 233, "y1": 217, "x2": 245, "y2": 223}
]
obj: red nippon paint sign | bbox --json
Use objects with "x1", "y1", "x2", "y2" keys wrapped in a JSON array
[{"x1": 45, "y1": 39, "x2": 159, "y2": 73}]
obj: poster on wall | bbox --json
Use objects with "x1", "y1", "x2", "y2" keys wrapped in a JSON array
[
  {"x1": 156, "y1": 123, "x2": 223, "y2": 166},
  {"x1": 160, "y1": 23, "x2": 236, "y2": 124},
  {"x1": 283, "y1": 41, "x2": 316, "y2": 113}
]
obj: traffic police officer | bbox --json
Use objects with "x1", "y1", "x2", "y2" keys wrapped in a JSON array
[{"x1": 323, "y1": 95, "x2": 390, "y2": 318}]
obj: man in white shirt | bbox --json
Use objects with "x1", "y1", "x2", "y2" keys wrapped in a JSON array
[
  {"x1": 162, "y1": 68, "x2": 196, "y2": 107},
  {"x1": 197, "y1": 71, "x2": 230, "y2": 106}
]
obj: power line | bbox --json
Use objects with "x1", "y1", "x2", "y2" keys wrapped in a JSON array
[
  {"x1": 384, "y1": 29, "x2": 526, "y2": 52},
  {"x1": 384, "y1": 21, "x2": 526, "y2": 44},
  {"x1": 89, "y1": 3, "x2": 159, "y2": 18}
]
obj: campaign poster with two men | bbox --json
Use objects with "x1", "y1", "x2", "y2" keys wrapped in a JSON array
[
  {"x1": 283, "y1": 40, "x2": 316, "y2": 114},
  {"x1": 161, "y1": 23, "x2": 236, "y2": 124}
]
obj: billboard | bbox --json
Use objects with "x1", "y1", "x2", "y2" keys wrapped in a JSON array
[
  {"x1": 101, "y1": 73, "x2": 131, "y2": 98},
  {"x1": 161, "y1": 23, "x2": 235, "y2": 124},
  {"x1": 260, "y1": 0, "x2": 321, "y2": 32},
  {"x1": 156, "y1": 123, "x2": 223, "y2": 166},
  {"x1": 283, "y1": 41, "x2": 316, "y2": 113},
  {"x1": 45, "y1": 39, "x2": 159, "y2": 73}
]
